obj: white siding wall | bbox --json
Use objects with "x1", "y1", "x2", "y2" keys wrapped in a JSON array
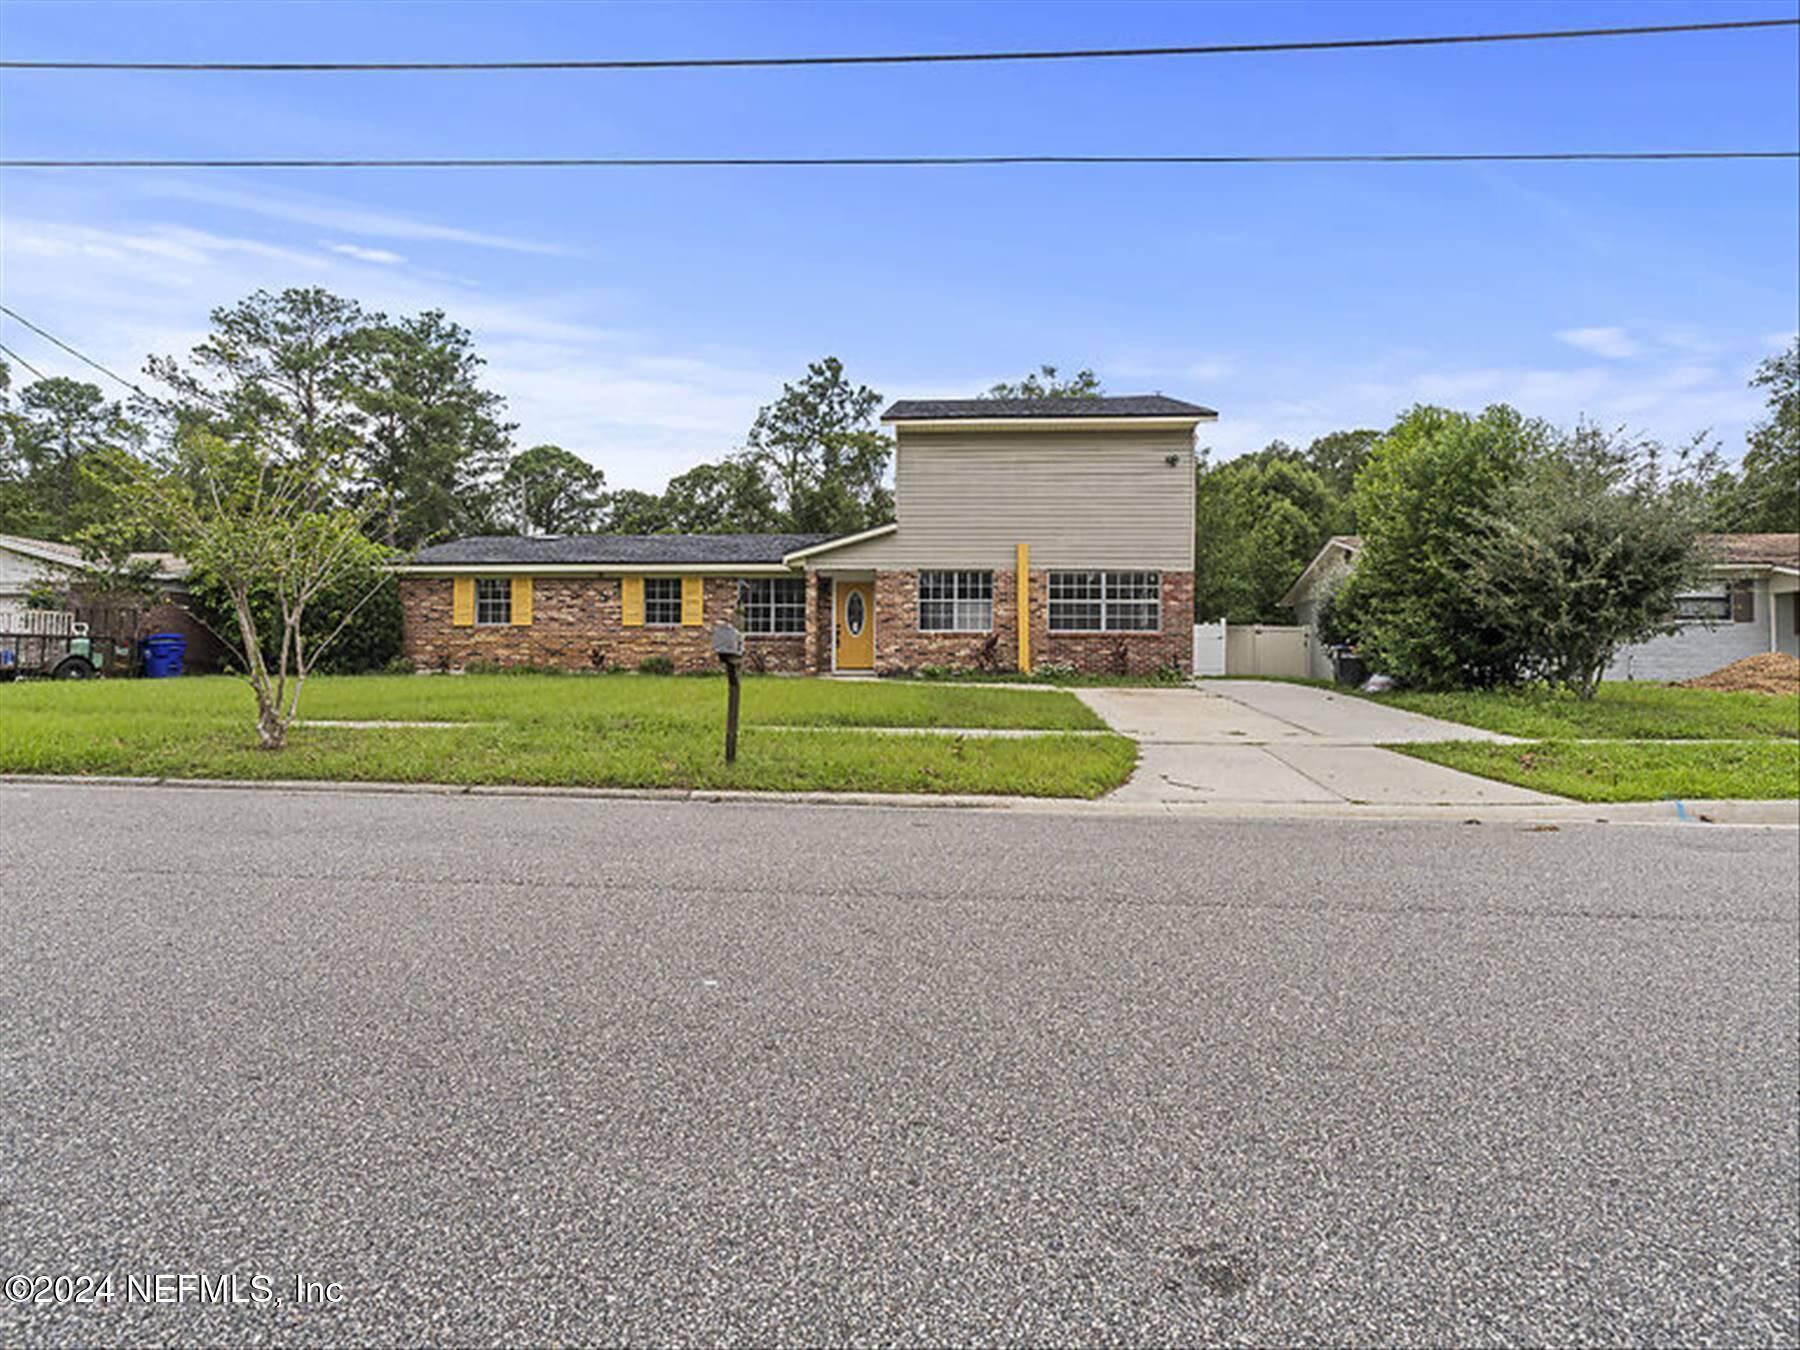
[
  {"x1": 1282, "y1": 545, "x2": 1358, "y2": 680},
  {"x1": 0, "y1": 546, "x2": 72, "y2": 602},
  {"x1": 812, "y1": 425, "x2": 1196, "y2": 570},
  {"x1": 1604, "y1": 577, "x2": 1790, "y2": 681}
]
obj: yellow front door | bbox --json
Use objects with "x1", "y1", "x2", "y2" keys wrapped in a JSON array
[{"x1": 834, "y1": 582, "x2": 874, "y2": 670}]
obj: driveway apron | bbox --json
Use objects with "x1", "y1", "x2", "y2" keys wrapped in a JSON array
[{"x1": 1077, "y1": 681, "x2": 1557, "y2": 807}]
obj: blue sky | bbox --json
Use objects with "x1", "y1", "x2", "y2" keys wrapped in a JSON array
[{"x1": 2, "y1": 0, "x2": 1796, "y2": 490}]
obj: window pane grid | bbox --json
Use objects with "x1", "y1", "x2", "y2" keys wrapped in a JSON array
[
  {"x1": 1048, "y1": 571, "x2": 1160, "y2": 632},
  {"x1": 475, "y1": 577, "x2": 511, "y2": 625},
  {"x1": 737, "y1": 578, "x2": 806, "y2": 634},
  {"x1": 643, "y1": 577, "x2": 683, "y2": 626},
  {"x1": 1673, "y1": 593, "x2": 1730, "y2": 622},
  {"x1": 918, "y1": 570, "x2": 992, "y2": 631}
]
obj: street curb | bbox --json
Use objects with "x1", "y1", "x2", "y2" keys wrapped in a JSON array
[{"x1": 2, "y1": 774, "x2": 1796, "y2": 827}]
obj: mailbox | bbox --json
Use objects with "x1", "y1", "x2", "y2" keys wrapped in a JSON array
[{"x1": 712, "y1": 623, "x2": 744, "y2": 659}]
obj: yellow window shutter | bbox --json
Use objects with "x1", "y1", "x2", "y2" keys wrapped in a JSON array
[
  {"x1": 452, "y1": 576, "x2": 475, "y2": 627},
  {"x1": 621, "y1": 576, "x2": 645, "y2": 627},
  {"x1": 511, "y1": 576, "x2": 533, "y2": 626},
  {"x1": 681, "y1": 575, "x2": 704, "y2": 627}
]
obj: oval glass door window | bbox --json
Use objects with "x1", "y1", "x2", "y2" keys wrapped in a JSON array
[{"x1": 845, "y1": 590, "x2": 866, "y2": 636}]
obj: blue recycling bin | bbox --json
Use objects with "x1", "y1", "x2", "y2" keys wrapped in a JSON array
[{"x1": 140, "y1": 633, "x2": 187, "y2": 678}]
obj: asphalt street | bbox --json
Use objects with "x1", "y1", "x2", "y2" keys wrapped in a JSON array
[{"x1": 1, "y1": 782, "x2": 1795, "y2": 1346}]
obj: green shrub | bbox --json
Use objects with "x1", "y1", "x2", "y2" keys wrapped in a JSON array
[
  {"x1": 637, "y1": 655, "x2": 675, "y2": 676},
  {"x1": 187, "y1": 563, "x2": 403, "y2": 675}
]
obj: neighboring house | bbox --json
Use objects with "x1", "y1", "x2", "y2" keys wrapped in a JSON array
[
  {"x1": 0, "y1": 532, "x2": 230, "y2": 672},
  {"x1": 1278, "y1": 535, "x2": 1362, "y2": 680},
  {"x1": 397, "y1": 395, "x2": 1214, "y2": 676},
  {"x1": 1280, "y1": 532, "x2": 1800, "y2": 683}
]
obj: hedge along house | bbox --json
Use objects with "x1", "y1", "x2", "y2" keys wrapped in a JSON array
[{"x1": 396, "y1": 394, "x2": 1215, "y2": 676}]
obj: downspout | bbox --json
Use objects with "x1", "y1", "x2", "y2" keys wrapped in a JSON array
[{"x1": 1016, "y1": 543, "x2": 1031, "y2": 674}]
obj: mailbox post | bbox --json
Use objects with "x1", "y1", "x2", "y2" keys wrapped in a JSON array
[{"x1": 712, "y1": 623, "x2": 745, "y2": 763}]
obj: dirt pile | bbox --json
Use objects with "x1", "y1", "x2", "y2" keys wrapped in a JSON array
[{"x1": 1677, "y1": 652, "x2": 1800, "y2": 695}]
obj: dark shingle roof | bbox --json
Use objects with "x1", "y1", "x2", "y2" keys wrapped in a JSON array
[
  {"x1": 411, "y1": 533, "x2": 831, "y2": 566},
  {"x1": 882, "y1": 395, "x2": 1217, "y2": 422},
  {"x1": 1700, "y1": 533, "x2": 1800, "y2": 568}
]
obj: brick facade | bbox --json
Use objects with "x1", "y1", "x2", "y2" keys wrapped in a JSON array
[
  {"x1": 399, "y1": 576, "x2": 804, "y2": 674},
  {"x1": 1034, "y1": 569, "x2": 1194, "y2": 676},
  {"x1": 870, "y1": 568, "x2": 1192, "y2": 676},
  {"x1": 401, "y1": 568, "x2": 1194, "y2": 677}
]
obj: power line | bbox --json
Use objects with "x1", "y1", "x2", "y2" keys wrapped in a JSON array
[
  {"x1": 2, "y1": 17, "x2": 1793, "y2": 72},
  {"x1": 0, "y1": 305, "x2": 153, "y2": 400},
  {"x1": 0, "y1": 341, "x2": 51, "y2": 383},
  {"x1": 3, "y1": 151, "x2": 1795, "y2": 171}
]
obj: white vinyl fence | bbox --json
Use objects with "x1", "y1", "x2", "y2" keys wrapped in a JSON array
[{"x1": 1194, "y1": 620, "x2": 1313, "y2": 678}]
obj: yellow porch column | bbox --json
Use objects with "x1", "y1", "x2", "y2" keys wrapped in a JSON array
[{"x1": 1016, "y1": 542, "x2": 1031, "y2": 673}]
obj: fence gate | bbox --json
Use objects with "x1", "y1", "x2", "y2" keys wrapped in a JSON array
[{"x1": 1223, "y1": 624, "x2": 1312, "y2": 678}]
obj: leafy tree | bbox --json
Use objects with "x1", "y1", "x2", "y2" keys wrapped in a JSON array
[
  {"x1": 604, "y1": 488, "x2": 672, "y2": 534},
  {"x1": 1733, "y1": 338, "x2": 1799, "y2": 531},
  {"x1": 983, "y1": 365, "x2": 1104, "y2": 400},
  {"x1": 0, "y1": 374, "x2": 141, "y2": 540},
  {"x1": 147, "y1": 289, "x2": 514, "y2": 547},
  {"x1": 659, "y1": 455, "x2": 781, "y2": 533},
  {"x1": 743, "y1": 357, "x2": 893, "y2": 535},
  {"x1": 99, "y1": 430, "x2": 395, "y2": 749},
  {"x1": 1336, "y1": 404, "x2": 1553, "y2": 688},
  {"x1": 350, "y1": 309, "x2": 514, "y2": 546},
  {"x1": 147, "y1": 287, "x2": 368, "y2": 463},
  {"x1": 1454, "y1": 425, "x2": 1706, "y2": 699},
  {"x1": 498, "y1": 443, "x2": 607, "y2": 535},
  {"x1": 1302, "y1": 428, "x2": 1381, "y2": 501},
  {"x1": 1194, "y1": 449, "x2": 1342, "y2": 622}
]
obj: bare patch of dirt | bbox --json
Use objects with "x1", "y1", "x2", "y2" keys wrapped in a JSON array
[{"x1": 1676, "y1": 652, "x2": 1800, "y2": 696}]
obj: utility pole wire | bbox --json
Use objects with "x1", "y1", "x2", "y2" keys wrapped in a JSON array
[
  {"x1": 0, "y1": 341, "x2": 51, "y2": 383},
  {"x1": 4, "y1": 152, "x2": 1795, "y2": 170},
  {"x1": 2, "y1": 17, "x2": 1793, "y2": 72},
  {"x1": 0, "y1": 305, "x2": 156, "y2": 401}
]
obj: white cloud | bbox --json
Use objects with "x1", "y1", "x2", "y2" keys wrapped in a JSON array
[
  {"x1": 0, "y1": 210, "x2": 767, "y2": 492},
  {"x1": 1556, "y1": 326, "x2": 1640, "y2": 359},
  {"x1": 1201, "y1": 357, "x2": 1762, "y2": 465},
  {"x1": 326, "y1": 242, "x2": 405, "y2": 265},
  {"x1": 141, "y1": 179, "x2": 570, "y2": 256}
]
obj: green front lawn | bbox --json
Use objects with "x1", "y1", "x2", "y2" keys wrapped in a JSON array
[
  {"x1": 1372, "y1": 681, "x2": 1799, "y2": 741},
  {"x1": 1399, "y1": 740, "x2": 1800, "y2": 803},
  {"x1": 0, "y1": 673, "x2": 1133, "y2": 798},
  {"x1": 1368, "y1": 680, "x2": 1798, "y2": 801}
]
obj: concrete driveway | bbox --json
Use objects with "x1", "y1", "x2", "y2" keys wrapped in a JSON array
[{"x1": 1077, "y1": 680, "x2": 1555, "y2": 807}]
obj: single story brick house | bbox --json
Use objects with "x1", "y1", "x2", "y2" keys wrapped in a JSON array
[
  {"x1": 397, "y1": 395, "x2": 1214, "y2": 676},
  {"x1": 1281, "y1": 531, "x2": 1800, "y2": 682}
]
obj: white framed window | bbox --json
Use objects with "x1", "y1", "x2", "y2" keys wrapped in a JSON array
[
  {"x1": 1048, "y1": 571, "x2": 1160, "y2": 632},
  {"x1": 475, "y1": 577, "x2": 512, "y2": 625},
  {"x1": 643, "y1": 576, "x2": 683, "y2": 626},
  {"x1": 738, "y1": 577, "x2": 806, "y2": 634},
  {"x1": 1672, "y1": 592, "x2": 1730, "y2": 622},
  {"x1": 918, "y1": 571, "x2": 993, "y2": 631}
]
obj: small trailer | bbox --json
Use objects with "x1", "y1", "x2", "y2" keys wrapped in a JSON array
[{"x1": 0, "y1": 607, "x2": 102, "y2": 679}]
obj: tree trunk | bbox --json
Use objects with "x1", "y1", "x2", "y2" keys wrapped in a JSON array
[{"x1": 255, "y1": 701, "x2": 287, "y2": 750}]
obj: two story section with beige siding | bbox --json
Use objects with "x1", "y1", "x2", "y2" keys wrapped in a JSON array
[
  {"x1": 395, "y1": 394, "x2": 1214, "y2": 677},
  {"x1": 795, "y1": 397, "x2": 1209, "y2": 675}
]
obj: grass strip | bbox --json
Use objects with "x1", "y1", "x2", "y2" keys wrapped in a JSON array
[{"x1": 1396, "y1": 739, "x2": 1800, "y2": 802}]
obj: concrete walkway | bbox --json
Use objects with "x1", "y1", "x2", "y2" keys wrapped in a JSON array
[{"x1": 1076, "y1": 681, "x2": 1558, "y2": 807}]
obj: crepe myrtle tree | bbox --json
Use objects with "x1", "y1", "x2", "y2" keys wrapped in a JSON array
[{"x1": 103, "y1": 430, "x2": 395, "y2": 749}]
